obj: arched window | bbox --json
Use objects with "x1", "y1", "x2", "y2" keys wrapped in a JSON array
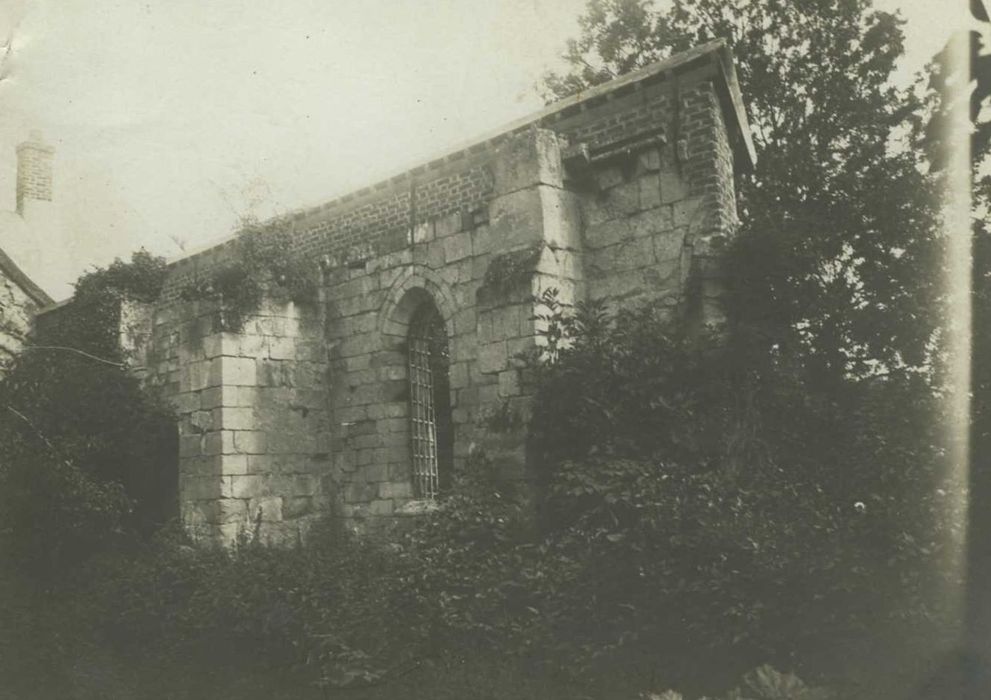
[{"x1": 407, "y1": 301, "x2": 453, "y2": 499}]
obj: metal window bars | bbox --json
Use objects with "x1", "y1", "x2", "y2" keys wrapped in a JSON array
[{"x1": 408, "y1": 308, "x2": 443, "y2": 499}]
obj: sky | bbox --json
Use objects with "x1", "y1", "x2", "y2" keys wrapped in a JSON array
[{"x1": 0, "y1": 0, "x2": 970, "y2": 282}]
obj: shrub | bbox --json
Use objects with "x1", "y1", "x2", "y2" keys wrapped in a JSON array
[
  {"x1": 398, "y1": 290, "x2": 959, "y2": 687},
  {"x1": 0, "y1": 251, "x2": 176, "y2": 574},
  {"x1": 83, "y1": 519, "x2": 412, "y2": 688}
]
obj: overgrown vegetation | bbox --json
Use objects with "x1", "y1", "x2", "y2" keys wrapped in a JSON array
[
  {"x1": 0, "y1": 287, "x2": 960, "y2": 697},
  {"x1": 0, "y1": 0, "x2": 985, "y2": 697},
  {"x1": 0, "y1": 250, "x2": 176, "y2": 574},
  {"x1": 180, "y1": 223, "x2": 320, "y2": 331}
]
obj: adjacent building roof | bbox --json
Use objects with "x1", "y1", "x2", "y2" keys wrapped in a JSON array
[{"x1": 0, "y1": 243, "x2": 54, "y2": 307}]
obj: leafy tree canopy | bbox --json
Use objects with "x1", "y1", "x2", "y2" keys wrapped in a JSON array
[{"x1": 544, "y1": 0, "x2": 946, "y2": 388}]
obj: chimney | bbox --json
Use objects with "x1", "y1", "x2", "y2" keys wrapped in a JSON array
[{"x1": 16, "y1": 130, "x2": 54, "y2": 216}]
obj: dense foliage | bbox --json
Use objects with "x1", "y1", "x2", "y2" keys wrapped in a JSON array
[
  {"x1": 0, "y1": 251, "x2": 176, "y2": 572},
  {"x1": 1, "y1": 1, "x2": 983, "y2": 696},
  {"x1": 180, "y1": 224, "x2": 319, "y2": 331},
  {"x1": 544, "y1": 0, "x2": 946, "y2": 384},
  {"x1": 3, "y1": 292, "x2": 949, "y2": 697}
]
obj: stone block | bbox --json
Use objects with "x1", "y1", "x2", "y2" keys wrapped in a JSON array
[
  {"x1": 237, "y1": 334, "x2": 266, "y2": 357},
  {"x1": 248, "y1": 496, "x2": 283, "y2": 522},
  {"x1": 477, "y1": 341, "x2": 507, "y2": 374},
  {"x1": 379, "y1": 481, "x2": 413, "y2": 500},
  {"x1": 412, "y1": 240, "x2": 445, "y2": 269},
  {"x1": 583, "y1": 180, "x2": 640, "y2": 227},
  {"x1": 478, "y1": 384, "x2": 499, "y2": 406},
  {"x1": 199, "y1": 386, "x2": 225, "y2": 409},
  {"x1": 443, "y1": 231, "x2": 472, "y2": 263},
  {"x1": 449, "y1": 361, "x2": 469, "y2": 389},
  {"x1": 181, "y1": 475, "x2": 223, "y2": 501},
  {"x1": 236, "y1": 386, "x2": 259, "y2": 407},
  {"x1": 367, "y1": 499, "x2": 395, "y2": 516},
  {"x1": 352, "y1": 433, "x2": 383, "y2": 450},
  {"x1": 257, "y1": 359, "x2": 290, "y2": 387},
  {"x1": 268, "y1": 336, "x2": 295, "y2": 361},
  {"x1": 203, "y1": 430, "x2": 235, "y2": 456},
  {"x1": 452, "y1": 307, "x2": 476, "y2": 337},
  {"x1": 251, "y1": 316, "x2": 287, "y2": 337},
  {"x1": 234, "y1": 430, "x2": 267, "y2": 454},
  {"x1": 212, "y1": 356, "x2": 256, "y2": 387},
  {"x1": 614, "y1": 237, "x2": 655, "y2": 272},
  {"x1": 654, "y1": 227, "x2": 687, "y2": 262},
  {"x1": 172, "y1": 392, "x2": 200, "y2": 414},
  {"x1": 221, "y1": 454, "x2": 249, "y2": 475},
  {"x1": 638, "y1": 173, "x2": 662, "y2": 209},
  {"x1": 365, "y1": 462, "x2": 390, "y2": 482},
  {"x1": 540, "y1": 187, "x2": 583, "y2": 250},
  {"x1": 434, "y1": 210, "x2": 463, "y2": 238},
  {"x1": 283, "y1": 496, "x2": 313, "y2": 519},
  {"x1": 190, "y1": 410, "x2": 213, "y2": 433},
  {"x1": 181, "y1": 360, "x2": 210, "y2": 393},
  {"x1": 492, "y1": 305, "x2": 521, "y2": 339},
  {"x1": 247, "y1": 454, "x2": 273, "y2": 474},
  {"x1": 506, "y1": 336, "x2": 537, "y2": 363},
  {"x1": 641, "y1": 259, "x2": 681, "y2": 292},
  {"x1": 673, "y1": 197, "x2": 703, "y2": 227},
  {"x1": 660, "y1": 169, "x2": 689, "y2": 204},
  {"x1": 366, "y1": 402, "x2": 404, "y2": 420},
  {"x1": 491, "y1": 128, "x2": 563, "y2": 196},
  {"x1": 288, "y1": 474, "x2": 320, "y2": 497},
  {"x1": 181, "y1": 455, "x2": 222, "y2": 477},
  {"x1": 215, "y1": 406, "x2": 254, "y2": 431},
  {"x1": 183, "y1": 500, "x2": 217, "y2": 527},
  {"x1": 227, "y1": 474, "x2": 269, "y2": 499},
  {"x1": 217, "y1": 498, "x2": 249, "y2": 524},
  {"x1": 217, "y1": 522, "x2": 244, "y2": 547},
  {"x1": 412, "y1": 221, "x2": 433, "y2": 244},
  {"x1": 584, "y1": 217, "x2": 633, "y2": 250},
  {"x1": 345, "y1": 481, "x2": 377, "y2": 503},
  {"x1": 488, "y1": 188, "x2": 544, "y2": 249},
  {"x1": 596, "y1": 166, "x2": 624, "y2": 190},
  {"x1": 589, "y1": 271, "x2": 647, "y2": 301},
  {"x1": 498, "y1": 369, "x2": 520, "y2": 398},
  {"x1": 471, "y1": 224, "x2": 494, "y2": 257},
  {"x1": 639, "y1": 148, "x2": 661, "y2": 172},
  {"x1": 378, "y1": 417, "x2": 406, "y2": 435}
]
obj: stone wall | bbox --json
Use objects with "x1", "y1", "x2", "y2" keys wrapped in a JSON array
[
  {"x1": 0, "y1": 249, "x2": 50, "y2": 374},
  {"x1": 132, "y1": 39, "x2": 754, "y2": 545}
]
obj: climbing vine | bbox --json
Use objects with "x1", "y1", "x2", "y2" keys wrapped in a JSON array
[
  {"x1": 477, "y1": 243, "x2": 543, "y2": 305},
  {"x1": 181, "y1": 224, "x2": 320, "y2": 331},
  {"x1": 0, "y1": 250, "x2": 176, "y2": 574}
]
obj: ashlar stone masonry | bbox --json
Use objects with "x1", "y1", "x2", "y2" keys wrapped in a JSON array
[{"x1": 131, "y1": 39, "x2": 756, "y2": 545}]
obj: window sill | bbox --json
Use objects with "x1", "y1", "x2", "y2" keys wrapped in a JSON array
[{"x1": 394, "y1": 499, "x2": 440, "y2": 516}]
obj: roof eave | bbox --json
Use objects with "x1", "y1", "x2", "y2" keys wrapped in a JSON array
[{"x1": 0, "y1": 247, "x2": 54, "y2": 307}]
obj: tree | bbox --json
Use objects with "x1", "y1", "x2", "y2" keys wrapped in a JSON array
[
  {"x1": 540, "y1": 0, "x2": 967, "y2": 686},
  {"x1": 544, "y1": 0, "x2": 944, "y2": 386},
  {"x1": 0, "y1": 251, "x2": 176, "y2": 573}
]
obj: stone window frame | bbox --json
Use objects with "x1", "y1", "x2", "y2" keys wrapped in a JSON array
[
  {"x1": 407, "y1": 300, "x2": 452, "y2": 499},
  {"x1": 378, "y1": 266, "x2": 458, "y2": 503}
]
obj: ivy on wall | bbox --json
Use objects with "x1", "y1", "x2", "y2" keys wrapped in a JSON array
[
  {"x1": 0, "y1": 251, "x2": 177, "y2": 573},
  {"x1": 180, "y1": 225, "x2": 321, "y2": 331},
  {"x1": 476, "y1": 243, "x2": 544, "y2": 306}
]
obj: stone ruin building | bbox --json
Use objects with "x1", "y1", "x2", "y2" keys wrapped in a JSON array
[{"x1": 62, "y1": 39, "x2": 756, "y2": 545}]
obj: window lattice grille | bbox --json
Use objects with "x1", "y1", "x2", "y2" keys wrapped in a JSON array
[{"x1": 408, "y1": 309, "x2": 444, "y2": 499}]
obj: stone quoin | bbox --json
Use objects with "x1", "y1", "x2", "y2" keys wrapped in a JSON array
[{"x1": 111, "y1": 39, "x2": 756, "y2": 545}]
